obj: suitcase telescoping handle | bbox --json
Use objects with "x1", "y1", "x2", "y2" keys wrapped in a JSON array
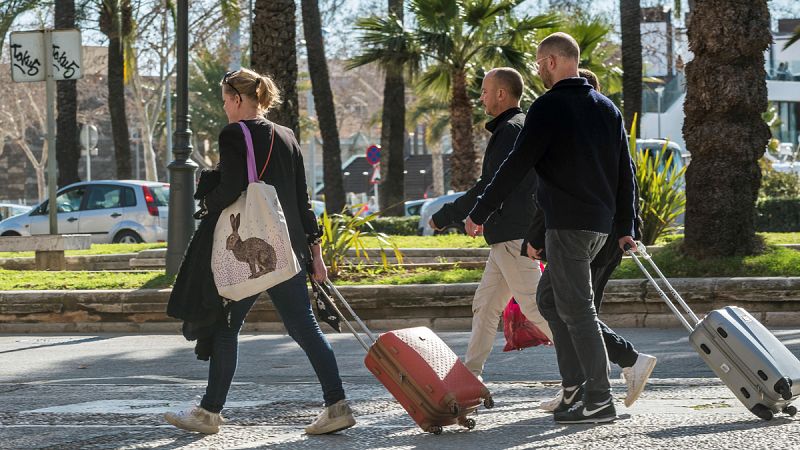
[
  {"x1": 624, "y1": 242, "x2": 701, "y2": 333},
  {"x1": 311, "y1": 278, "x2": 377, "y2": 352}
]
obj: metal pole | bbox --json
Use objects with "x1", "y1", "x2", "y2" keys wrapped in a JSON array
[
  {"x1": 86, "y1": 147, "x2": 91, "y2": 181},
  {"x1": 44, "y1": 30, "x2": 58, "y2": 235},
  {"x1": 166, "y1": 0, "x2": 198, "y2": 275},
  {"x1": 657, "y1": 93, "x2": 662, "y2": 138}
]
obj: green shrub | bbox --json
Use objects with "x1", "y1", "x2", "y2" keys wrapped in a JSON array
[
  {"x1": 370, "y1": 216, "x2": 420, "y2": 235},
  {"x1": 320, "y1": 206, "x2": 403, "y2": 277},
  {"x1": 629, "y1": 116, "x2": 687, "y2": 245},
  {"x1": 755, "y1": 198, "x2": 800, "y2": 232},
  {"x1": 760, "y1": 170, "x2": 800, "y2": 199}
]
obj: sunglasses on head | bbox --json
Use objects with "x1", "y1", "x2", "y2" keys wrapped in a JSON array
[{"x1": 223, "y1": 71, "x2": 241, "y2": 100}]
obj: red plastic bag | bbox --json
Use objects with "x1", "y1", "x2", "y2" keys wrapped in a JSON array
[{"x1": 502, "y1": 297, "x2": 552, "y2": 351}]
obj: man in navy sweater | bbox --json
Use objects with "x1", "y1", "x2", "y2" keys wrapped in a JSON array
[{"x1": 466, "y1": 32, "x2": 637, "y2": 424}]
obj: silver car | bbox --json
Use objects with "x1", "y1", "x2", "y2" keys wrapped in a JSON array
[
  {"x1": 417, "y1": 192, "x2": 466, "y2": 236},
  {"x1": 0, "y1": 180, "x2": 170, "y2": 243}
]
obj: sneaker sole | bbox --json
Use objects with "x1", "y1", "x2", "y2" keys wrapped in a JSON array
[
  {"x1": 625, "y1": 357, "x2": 658, "y2": 408},
  {"x1": 165, "y1": 413, "x2": 219, "y2": 435},
  {"x1": 305, "y1": 416, "x2": 356, "y2": 435},
  {"x1": 555, "y1": 414, "x2": 618, "y2": 424}
]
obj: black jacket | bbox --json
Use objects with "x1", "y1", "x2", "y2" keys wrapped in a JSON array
[
  {"x1": 203, "y1": 117, "x2": 321, "y2": 264},
  {"x1": 431, "y1": 107, "x2": 537, "y2": 244},
  {"x1": 469, "y1": 78, "x2": 636, "y2": 241}
]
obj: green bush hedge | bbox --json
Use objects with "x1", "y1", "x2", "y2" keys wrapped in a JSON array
[
  {"x1": 755, "y1": 198, "x2": 800, "y2": 232},
  {"x1": 369, "y1": 216, "x2": 420, "y2": 235}
]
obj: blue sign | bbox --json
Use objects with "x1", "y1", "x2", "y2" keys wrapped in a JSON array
[{"x1": 366, "y1": 144, "x2": 381, "y2": 165}]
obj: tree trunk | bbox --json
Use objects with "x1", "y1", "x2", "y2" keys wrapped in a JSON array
[
  {"x1": 448, "y1": 69, "x2": 476, "y2": 191},
  {"x1": 682, "y1": 0, "x2": 771, "y2": 258},
  {"x1": 100, "y1": 0, "x2": 133, "y2": 179},
  {"x1": 620, "y1": 0, "x2": 642, "y2": 136},
  {"x1": 378, "y1": 0, "x2": 406, "y2": 215},
  {"x1": 55, "y1": 0, "x2": 80, "y2": 187},
  {"x1": 252, "y1": 0, "x2": 300, "y2": 137},
  {"x1": 301, "y1": 0, "x2": 345, "y2": 213}
]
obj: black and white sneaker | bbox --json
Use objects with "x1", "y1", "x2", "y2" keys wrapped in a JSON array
[
  {"x1": 552, "y1": 384, "x2": 584, "y2": 414},
  {"x1": 554, "y1": 396, "x2": 617, "y2": 424}
]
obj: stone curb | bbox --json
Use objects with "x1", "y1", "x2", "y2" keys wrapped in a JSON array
[{"x1": 2, "y1": 277, "x2": 800, "y2": 333}]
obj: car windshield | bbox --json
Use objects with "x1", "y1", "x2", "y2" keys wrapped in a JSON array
[{"x1": 149, "y1": 185, "x2": 169, "y2": 206}]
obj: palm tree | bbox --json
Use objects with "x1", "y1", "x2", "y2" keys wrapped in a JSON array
[
  {"x1": 56, "y1": 0, "x2": 81, "y2": 187},
  {"x1": 301, "y1": 0, "x2": 346, "y2": 213},
  {"x1": 378, "y1": 0, "x2": 406, "y2": 216},
  {"x1": 99, "y1": 0, "x2": 134, "y2": 179},
  {"x1": 682, "y1": 0, "x2": 771, "y2": 258},
  {"x1": 351, "y1": 0, "x2": 558, "y2": 191},
  {"x1": 252, "y1": 0, "x2": 300, "y2": 137},
  {"x1": 619, "y1": 0, "x2": 642, "y2": 136}
]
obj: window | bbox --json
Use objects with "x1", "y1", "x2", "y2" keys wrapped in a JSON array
[
  {"x1": 121, "y1": 187, "x2": 137, "y2": 207},
  {"x1": 86, "y1": 185, "x2": 124, "y2": 210},
  {"x1": 36, "y1": 187, "x2": 86, "y2": 214}
]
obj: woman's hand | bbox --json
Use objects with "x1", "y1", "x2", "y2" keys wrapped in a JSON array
[{"x1": 310, "y1": 244, "x2": 327, "y2": 283}]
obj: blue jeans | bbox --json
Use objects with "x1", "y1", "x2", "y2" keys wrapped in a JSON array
[{"x1": 200, "y1": 270, "x2": 346, "y2": 413}]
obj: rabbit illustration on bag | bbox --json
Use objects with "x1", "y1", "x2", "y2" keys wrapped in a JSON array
[{"x1": 226, "y1": 213, "x2": 277, "y2": 278}]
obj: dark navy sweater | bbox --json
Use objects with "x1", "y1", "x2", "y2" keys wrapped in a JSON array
[{"x1": 468, "y1": 77, "x2": 636, "y2": 239}]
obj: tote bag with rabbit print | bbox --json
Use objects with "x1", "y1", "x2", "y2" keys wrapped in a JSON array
[{"x1": 211, "y1": 121, "x2": 301, "y2": 300}]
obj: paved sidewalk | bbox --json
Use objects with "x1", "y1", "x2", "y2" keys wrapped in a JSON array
[{"x1": 1, "y1": 330, "x2": 799, "y2": 449}]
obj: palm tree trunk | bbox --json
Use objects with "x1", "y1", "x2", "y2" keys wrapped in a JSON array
[
  {"x1": 682, "y1": 0, "x2": 771, "y2": 257},
  {"x1": 449, "y1": 69, "x2": 476, "y2": 191},
  {"x1": 55, "y1": 0, "x2": 80, "y2": 187},
  {"x1": 100, "y1": 0, "x2": 133, "y2": 179},
  {"x1": 620, "y1": 0, "x2": 642, "y2": 136},
  {"x1": 301, "y1": 0, "x2": 345, "y2": 213},
  {"x1": 378, "y1": 0, "x2": 406, "y2": 216},
  {"x1": 252, "y1": 0, "x2": 300, "y2": 137}
]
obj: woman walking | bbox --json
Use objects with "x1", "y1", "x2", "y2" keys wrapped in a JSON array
[{"x1": 165, "y1": 68, "x2": 355, "y2": 436}]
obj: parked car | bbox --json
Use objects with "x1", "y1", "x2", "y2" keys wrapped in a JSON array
[
  {"x1": 0, "y1": 180, "x2": 170, "y2": 244},
  {"x1": 417, "y1": 192, "x2": 466, "y2": 236},
  {"x1": 0, "y1": 203, "x2": 33, "y2": 221},
  {"x1": 311, "y1": 200, "x2": 325, "y2": 218},
  {"x1": 404, "y1": 199, "x2": 428, "y2": 216},
  {"x1": 635, "y1": 139, "x2": 689, "y2": 174}
]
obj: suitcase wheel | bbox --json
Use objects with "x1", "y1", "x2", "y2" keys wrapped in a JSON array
[
  {"x1": 484, "y1": 396, "x2": 495, "y2": 409},
  {"x1": 774, "y1": 378, "x2": 794, "y2": 401},
  {"x1": 751, "y1": 404, "x2": 774, "y2": 421},
  {"x1": 783, "y1": 405, "x2": 797, "y2": 417},
  {"x1": 460, "y1": 418, "x2": 476, "y2": 430},
  {"x1": 429, "y1": 425, "x2": 443, "y2": 435}
]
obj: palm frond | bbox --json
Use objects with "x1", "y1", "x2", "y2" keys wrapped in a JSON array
[
  {"x1": 410, "y1": 0, "x2": 460, "y2": 32},
  {"x1": 784, "y1": 26, "x2": 800, "y2": 50},
  {"x1": 416, "y1": 65, "x2": 452, "y2": 101}
]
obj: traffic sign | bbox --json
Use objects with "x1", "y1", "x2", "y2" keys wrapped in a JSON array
[{"x1": 366, "y1": 144, "x2": 381, "y2": 165}]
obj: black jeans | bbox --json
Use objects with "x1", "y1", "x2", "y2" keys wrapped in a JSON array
[
  {"x1": 592, "y1": 236, "x2": 639, "y2": 369},
  {"x1": 200, "y1": 270, "x2": 346, "y2": 413},
  {"x1": 537, "y1": 229, "x2": 610, "y2": 403}
]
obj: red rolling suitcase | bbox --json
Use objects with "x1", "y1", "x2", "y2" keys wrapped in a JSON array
[{"x1": 312, "y1": 279, "x2": 494, "y2": 434}]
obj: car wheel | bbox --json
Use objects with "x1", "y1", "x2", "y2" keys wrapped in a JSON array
[
  {"x1": 1, "y1": 231, "x2": 21, "y2": 236},
  {"x1": 113, "y1": 230, "x2": 143, "y2": 244}
]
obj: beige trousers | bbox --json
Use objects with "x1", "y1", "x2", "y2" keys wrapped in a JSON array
[{"x1": 463, "y1": 239, "x2": 553, "y2": 376}]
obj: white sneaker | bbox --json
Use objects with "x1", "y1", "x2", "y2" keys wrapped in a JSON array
[
  {"x1": 165, "y1": 405, "x2": 223, "y2": 434},
  {"x1": 305, "y1": 399, "x2": 356, "y2": 435},
  {"x1": 538, "y1": 388, "x2": 563, "y2": 412},
  {"x1": 622, "y1": 353, "x2": 657, "y2": 407}
]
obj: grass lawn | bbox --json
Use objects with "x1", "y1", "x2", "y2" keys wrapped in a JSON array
[
  {"x1": 612, "y1": 241, "x2": 800, "y2": 279},
  {"x1": 359, "y1": 234, "x2": 489, "y2": 248},
  {"x1": 0, "y1": 243, "x2": 166, "y2": 259},
  {"x1": 0, "y1": 267, "x2": 483, "y2": 290}
]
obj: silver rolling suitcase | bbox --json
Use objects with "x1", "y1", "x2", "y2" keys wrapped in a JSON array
[{"x1": 627, "y1": 243, "x2": 800, "y2": 420}]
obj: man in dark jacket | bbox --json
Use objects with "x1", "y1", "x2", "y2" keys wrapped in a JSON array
[
  {"x1": 430, "y1": 67, "x2": 551, "y2": 378},
  {"x1": 466, "y1": 33, "x2": 637, "y2": 424},
  {"x1": 527, "y1": 69, "x2": 657, "y2": 412}
]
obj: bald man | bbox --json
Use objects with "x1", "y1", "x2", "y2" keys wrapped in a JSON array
[
  {"x1": 466, "y1": 33, "x2": 637, "y2": 424},
  {"x1": 430, "y1": 67, "x2": 551, "y2": 379}
]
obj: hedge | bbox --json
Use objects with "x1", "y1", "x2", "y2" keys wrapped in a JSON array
[
  {"x1": 369, "y1": 216, "x2": 421, "y2": 235},
  {"x1": 755, "y1": 198, "x2": 800, "y2": 232}
]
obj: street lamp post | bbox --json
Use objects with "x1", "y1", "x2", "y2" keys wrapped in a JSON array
[
  {"x1": 166, "y1": 0, "x2": 198, "y2": 275},
  {"x1": 655, "y1": 86, "x2": 665, "y2": 139}
]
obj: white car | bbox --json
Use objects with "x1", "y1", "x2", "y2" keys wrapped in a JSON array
[
  {"x1": 0, "y1": 180, "x2": 170, "y2": 244},
  {"x1": 417, "y1": 192, "x2": 466, "y2": 236}
]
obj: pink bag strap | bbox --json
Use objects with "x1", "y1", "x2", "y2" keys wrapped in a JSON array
[{"x1": 237, "y1": 121, "x2": 275, "y2": 183}]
